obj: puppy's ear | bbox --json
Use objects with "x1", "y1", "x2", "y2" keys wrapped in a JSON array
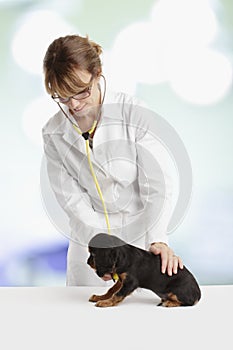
[{"x1": 112, "y1": 246, "x2": 130, "y2": 274}]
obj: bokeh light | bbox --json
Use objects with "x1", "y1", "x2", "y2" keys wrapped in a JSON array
[
  {"x1": 105, "y1": 0, "x2": 232, "y2": 105},
  {"x1": 22, "y1": 96, "x2": 58, "y2": 148},
  {"x1": 11, "y1": 9, "x2": 76, "y2": 75},
  {"x1": 168, "y1": 48, "x2": 233, "y2": 104}
]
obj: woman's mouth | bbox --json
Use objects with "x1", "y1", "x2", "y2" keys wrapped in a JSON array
[
  {"x1": 74, "y1": 104, "x2": 86, "y2": 113},
  {"x1": 69, "y1": 104, "x2": 86, "y2": 116}
]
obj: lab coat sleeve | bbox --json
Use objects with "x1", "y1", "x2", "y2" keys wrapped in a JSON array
[
  {"x1": 136, "y1": 131, "x2": 174, "y2": 249},
  {"x1": 42, "y1": 133, "x2": 106, "y2": 245}
]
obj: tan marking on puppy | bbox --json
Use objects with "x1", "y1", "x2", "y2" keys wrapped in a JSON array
[
  {"x1": 94, "y1": 273, "x2": 129, "y2": 307},
  {"x1": 118, "y1": 272, "x2": 127, "y2": 281},
  {"x1": 95, "y1": 294, "x2": 125, "y2": 307},
  {"x1": 162, "y1": 293, "x2": 182, "y2": 307},
  {"x1": 89, "y1": 294, "x2": 101, "y2": 302},
  {"x1": 89, "y1": 279, "x2": 123, "y2": 302}
]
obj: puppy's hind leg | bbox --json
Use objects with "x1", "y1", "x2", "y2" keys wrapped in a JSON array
[
  {"x1": 160, "y1": 293, "x2": 183, "y2": 307},
  {"x1": 89, "y1": 279, "x2": 122, "y2": 302}
]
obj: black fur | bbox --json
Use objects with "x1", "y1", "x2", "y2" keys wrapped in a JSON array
[{"x1": 87, "y1": 233, "x2": 201, "y2": 307}]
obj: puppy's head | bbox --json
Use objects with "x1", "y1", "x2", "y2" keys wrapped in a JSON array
[{"x1": 87, "y1": 233, "x2": 129, "y2": 279}]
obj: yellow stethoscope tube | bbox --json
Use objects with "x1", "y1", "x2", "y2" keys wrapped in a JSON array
[
  {"x1": 72, "y1": 121, "x2": 119, "y2": 282},
  {"x1": 72, "y1": 121, "x2": 111, "y2": 234}
]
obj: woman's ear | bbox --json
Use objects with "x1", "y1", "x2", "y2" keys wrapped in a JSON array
[
  {"x1": 97, "y1": 68, "x2": 102, "y2": 76},
  {"x1": 96, "y1": 72, "x2": 102, "y2": 83}
]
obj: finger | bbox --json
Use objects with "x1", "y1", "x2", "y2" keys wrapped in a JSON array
[
  {"x1": 178, "y1": 256, "x2": 184, "y2": 269},
  {"x1": 172, "y1": 257, "x2": 179, "y2": 274},
  {"x1": 160, "y1": 250, "x2": 168, "y2": 274},
  {"x1": 167, "y1": 254, "x2": 174, "y2": 276},
  {"x1": 151, "y1": 246, "x2": 161, "y2": 255}
]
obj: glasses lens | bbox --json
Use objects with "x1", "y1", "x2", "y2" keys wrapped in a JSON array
[
  {"x1": 58, "y1": 97, "x2": 69, "y2": 103},
  {"x1": 52, "y1": 85, "x2": 91, "y2": 104},
  {"x1": 73, "y1": 89, "x2": 90, "y2": 100}
]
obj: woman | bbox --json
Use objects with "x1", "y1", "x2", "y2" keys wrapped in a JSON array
[{"x1": 42, "y1": 34, "x2": 183, "y2": 286}]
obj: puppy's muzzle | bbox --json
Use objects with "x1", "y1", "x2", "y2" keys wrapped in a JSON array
[{"x1": 96, "y1": 267, "x2": 112, "y2": 278}]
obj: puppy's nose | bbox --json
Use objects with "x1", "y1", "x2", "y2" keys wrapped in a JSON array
[{"x1": 96, "y1": 270, "x2": 104, "y2": 278}]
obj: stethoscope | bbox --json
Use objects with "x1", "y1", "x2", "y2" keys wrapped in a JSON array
[
  {"x1": 54, "y1": 75, "x2": 119, "y2": 281},
  {"x1": 56, "y1": 74, "x2": 106, "y2": 139}
]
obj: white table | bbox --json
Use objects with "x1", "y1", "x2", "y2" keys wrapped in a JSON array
[{"x1": 0, "y1": 285, "x2": 231, "y2": 350}]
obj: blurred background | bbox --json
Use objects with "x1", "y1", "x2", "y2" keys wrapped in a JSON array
[{"x1": 0, "y1": 0, "x2": 232, "y2": 286}]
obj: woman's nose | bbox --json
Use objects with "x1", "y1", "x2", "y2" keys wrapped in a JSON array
[{"x1": 68, "y1": 97, "x2": 81, "y2": 109}]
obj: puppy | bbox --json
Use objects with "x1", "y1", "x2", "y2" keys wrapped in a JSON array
[{"x1": 87, "y1": 233, "x2": 201, "y2": 307}]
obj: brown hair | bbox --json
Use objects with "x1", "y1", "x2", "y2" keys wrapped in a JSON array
[{"x1": 43, "y1": 34, "x2": 103, "y2": 97}]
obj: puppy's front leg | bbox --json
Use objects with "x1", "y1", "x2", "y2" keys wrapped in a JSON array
[
  {"x1": 95, "y1": 274, "x2": 138, "y2": 307},
  {"x1": 89, "y1": 279, "x2": 122, "y2": 302}
]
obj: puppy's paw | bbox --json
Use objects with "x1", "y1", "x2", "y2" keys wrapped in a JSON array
[
  {"x1": 89, "y1": 294, "x2": 100, "y2": 302},
  {"x1": 95, "y1": 299, "x2": 114, "y2": 307}
]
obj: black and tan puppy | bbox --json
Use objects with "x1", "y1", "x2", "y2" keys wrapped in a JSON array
[{"x1": 87, "y1": 233, "x2": 201, "y2": 307}]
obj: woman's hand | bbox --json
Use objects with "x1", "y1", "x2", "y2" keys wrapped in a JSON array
[{"x1": 149, "y1": 242, "x2": 183, "y2": 276}]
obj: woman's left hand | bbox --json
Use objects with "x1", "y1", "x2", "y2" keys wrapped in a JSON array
[{"x1": 149, "y1": 242, "x2": 183, "y2": 276}]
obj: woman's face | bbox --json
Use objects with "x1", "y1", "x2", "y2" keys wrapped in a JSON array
[{"x1": 66, "y1": 70, "x2": 101, "y2": 119}]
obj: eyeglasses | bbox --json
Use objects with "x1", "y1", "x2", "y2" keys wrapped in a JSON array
[{"x1": 52, "y1": 81, "x2": 93, "y2": 104}]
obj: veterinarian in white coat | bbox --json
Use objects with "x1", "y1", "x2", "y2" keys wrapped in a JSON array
[{"x1": 42, "y1": 35, "x2": 183, "y2": 286}]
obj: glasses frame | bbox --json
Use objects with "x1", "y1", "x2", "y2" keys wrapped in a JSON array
[{"x1": 51, "y1": 77, "x2": 94, "y2": 104}]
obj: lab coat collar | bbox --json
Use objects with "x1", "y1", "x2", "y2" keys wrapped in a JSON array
[
  {"x1": 60, "y1": 99, "x2": 123, "y2": 153},
  {"x1": 101, "y1": 88, "x2": 123, "y2": 121},
  {"x1": 43, "y1": 109, "x2": 70, "y2": 135}
]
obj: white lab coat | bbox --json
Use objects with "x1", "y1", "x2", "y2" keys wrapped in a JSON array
[{"x1": 42, "y1": 88, "x2": 174, "y2": 286}]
